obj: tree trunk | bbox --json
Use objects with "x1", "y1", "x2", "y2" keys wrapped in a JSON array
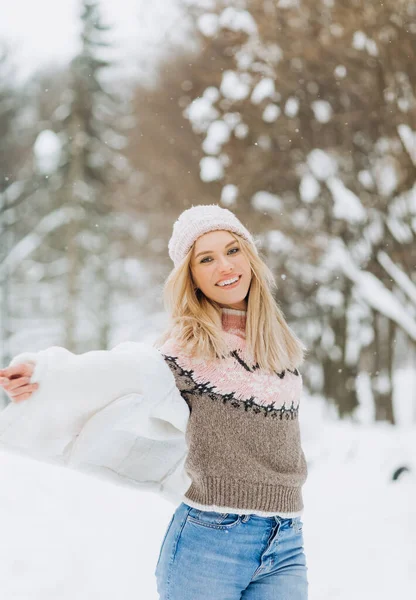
[
  {"x1": 372, "y1": 311, "x2": 395, "y2": 424},
  {"x1": 322, "y1": 280, "x2": 359, "y2": 417}
]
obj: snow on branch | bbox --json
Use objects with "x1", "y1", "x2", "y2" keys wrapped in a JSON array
[
  {"x1": 0, "y1": 206, "x2": 85, "y2": 278},
  {"x1": 329, "y1": 239, "x2": 416, "y2": 341},
  {"x1": 377, "y1": 250, "x2": 416, "y2": 307}
]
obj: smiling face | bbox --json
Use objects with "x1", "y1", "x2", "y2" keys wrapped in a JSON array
[{"x1": 190, "y1": 230, "x2": 252, "y2": 310}]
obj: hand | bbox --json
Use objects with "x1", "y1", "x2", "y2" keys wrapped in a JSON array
[{"x1": 0, "y1": 363, "x2": 39, "y2": 403}]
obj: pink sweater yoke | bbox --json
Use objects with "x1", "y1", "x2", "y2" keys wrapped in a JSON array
[{"x1": 160, "y1": 308, "x2": 302, "y2": 413}]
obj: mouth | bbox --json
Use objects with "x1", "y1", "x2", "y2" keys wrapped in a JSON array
[{"x1": 215, "y1": 275, "x2": 242, "y2": 289}]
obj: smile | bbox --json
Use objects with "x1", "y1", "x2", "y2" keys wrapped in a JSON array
[{"x1": 216, "y1": 275, "x2": 241, "y2": 289}]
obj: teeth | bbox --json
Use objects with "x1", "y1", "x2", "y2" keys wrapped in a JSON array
[{"x1": 217, "y1": 276, "x2": 239, "y2": 287}]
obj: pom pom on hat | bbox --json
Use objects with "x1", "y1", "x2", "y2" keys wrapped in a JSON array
[{"x1": 168, "y1": 204, "x2": 257, "y2": 267}]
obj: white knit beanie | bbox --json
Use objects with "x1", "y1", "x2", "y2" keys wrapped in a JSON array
[{"x1": 168, "y1": 204, "x2": 257, "y2": 267}]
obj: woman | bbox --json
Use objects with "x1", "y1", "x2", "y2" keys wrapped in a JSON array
[{"x1": 0, "y1": 204, "x2": 308, "y2": 599}]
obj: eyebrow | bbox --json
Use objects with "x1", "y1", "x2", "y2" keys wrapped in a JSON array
[{"x1": 194, "y1": 240, "x2": 238, "y2": 259}]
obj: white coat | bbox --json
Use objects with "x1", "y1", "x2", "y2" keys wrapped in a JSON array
[{"x1": 0, "y1": 342, "x2": 192, "y2": 506}]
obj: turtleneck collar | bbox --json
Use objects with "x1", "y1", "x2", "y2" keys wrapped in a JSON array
[{"x1": 221, "y1": 307, "x2": 247, "y2": 338}]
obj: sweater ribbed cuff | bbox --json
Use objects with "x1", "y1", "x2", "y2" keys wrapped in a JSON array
[{"x1": 185, "y1": 476, "x2": 303, "y2": 514}]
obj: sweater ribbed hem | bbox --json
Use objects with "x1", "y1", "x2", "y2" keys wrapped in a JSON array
[{"x1": 185, "y1": 477, "x2": 303, "y2": 514}]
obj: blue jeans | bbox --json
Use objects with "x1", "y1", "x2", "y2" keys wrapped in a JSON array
[{"x1": 155, "y1": 502, "x2": 308, "y2": 599}]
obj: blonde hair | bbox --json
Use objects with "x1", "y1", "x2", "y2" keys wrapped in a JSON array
[{"x1": 155, "y1": 232, "x2": 307, "y2": 374}]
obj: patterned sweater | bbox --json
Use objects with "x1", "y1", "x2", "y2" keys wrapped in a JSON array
[{"x1": 158, "y1": 308, "x2": 307, "y2": 518}]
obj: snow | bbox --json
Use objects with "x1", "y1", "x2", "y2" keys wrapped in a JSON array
[
  {"x1": 234, "y1": 123, "x2": 249, "y2": 139},
  {"x1": 251, "y1": 78, "x2": 275, "y2": 105},
  {"x1": 204, "y1": 86, "x2": 220, "y2": 103},
  {"x1": 377, "y1": 250, "x2": 416, "y2": 305},
  {"x1": 223, "y1": 112, "x2": 242, "y2": 130},
  {"x1": 266, "y1": 230, "x2": 294, "y2": 253},
  {"x1": 352, "y1": 31, "x2": 378, "y2": 57},
  {"x1": 197, "y1": 13, "x2": 219, "y2": 37},
  {"x1": 220, "y1": 184, "x2": 238, "y2": 207},
  {"x1": 1, "y1": 181, "x2": 25, "y2": 204},
  {"x1": 0, "y1": 207, "x2": 84, "y2": 279},
  {"x1": 397, "y1": 124, "x2": 416, "y2": 165},
  {"x1": 0, "y1": 415, "x2": 414, "y2": 599},
  {"x1": 199, "y1": 156, "x2": 224, "y2": 182},
  {"x1": 102, "y1": 128, "x2": 128, "y2": 151},
  {"x1": 284, "y1": 96, "x2": 299, "y2": 117},
  {"x1": 386, "y1": 216, "x2": 413, "y2": 244},
  {"x1": 328, "y1": 239, "x2": 416, "y2": 341},
  {"x1": 220, "y1": 71, "x2": 251, "y2": 101},
  {"x1": 277, "y1": 0, "x2": 301, "y2": 8},
  {"x1": 251, "y1": 191, "x2": 282, "y2": 214},
  {"x1": 316, "y1": 287, "x2": 344, "y2": 307},
  {"x1": 255, "y1": 135, "x2": 270, "y2": 150},
  {"x1": 398, "y1": 97, "x2": 411, "y2": 113},
  {"x1": 311, "y1": 100, "x2": 333, "y2": 123},
  {"x1": 218, "y1": 7, "x2": 257, "y2": 36},
  {"x1": 374, "y1": 159, "x2": 398, "y2": 196},
  {"x1": 302, "y1": 423, "x2": 416, "y2": 600},
  {"x1": 33, "y1": 130, "x2": 62, "y2": 175},
  {"x1": 299, "y1": 173, "x2": 321, "y2": 203},
  {"x1": 291, "y1": 208, "x2": 310, "y2": 228},
  {"x1": 366, "y1": 39, "x2": 379, "y2": 57},
  {"x1": 358, "y1": 169, "x2": 374, "y2": 189},
  {"x1": 262, "y1": 103, "x2": 281, "y2": 123},
  {"x1": 184, "y1": 95, "x2": 219, "y2": 133},
  {"x1": 365, "y1": 214, "x2": 384, "y2": 244},
  {"x1": 352, "y1": 31, "x2": 367, "y2": 51},
  {"x1": 307, "y1": 149, "x2": 338, "y2": 181},
  {"x1": 203, "y1": 120, "x2": 231, "y2": 155},
  {"x1": 334, "y1": 65, "x2": 347, "y2": 78},
  {"x1": 327, "y1": 177, "x2": 367, "y2": 223}
]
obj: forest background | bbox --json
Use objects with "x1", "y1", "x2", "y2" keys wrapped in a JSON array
[
  {"x1": 1, "y1": 0, "x2": 415, "y2": 423},
  {"x1": 0, "y1": 2, "x2": 415, "y2": 597}
]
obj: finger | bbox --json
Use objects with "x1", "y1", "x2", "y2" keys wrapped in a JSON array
[
  {"x1": 8, "y1": 383, "x2": 39, "y2": 398},
  {"x1": 3, "y1": 377, "x2": 32, "y2": 392},
  {"x1": 9, "y1": 383, "x2": 39, "y2": 400},
  {"x1": 11, "y1": 392, "x2": 33, "y2": 403},
  {"x1": 0, "y1": 364, "x2": 33, "y2": 379}
]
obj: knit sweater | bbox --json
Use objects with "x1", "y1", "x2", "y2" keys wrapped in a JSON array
[{"x1": 157, "y1": 308, "x2": 307, "y2": 518}]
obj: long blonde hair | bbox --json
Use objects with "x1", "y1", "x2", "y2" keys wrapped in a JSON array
[{"x1": 154, "y1": 232, "x2": 307, "y2": 374}]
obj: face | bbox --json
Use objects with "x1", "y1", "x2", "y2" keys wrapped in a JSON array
[{"x1": 191, "y1": 230, "x2": 252, "y2": 310}]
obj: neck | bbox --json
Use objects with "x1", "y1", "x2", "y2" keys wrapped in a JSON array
[{"x1": 221, "y1": 307, "x2": 246, "y2": 338}]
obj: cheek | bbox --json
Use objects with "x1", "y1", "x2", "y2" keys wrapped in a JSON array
[
  {"x1": 193, "y1": 266, "x2": 212, "y2": 288},
  {"x1": 238, "y1": 255, "x2": 251, "y2": 274}
]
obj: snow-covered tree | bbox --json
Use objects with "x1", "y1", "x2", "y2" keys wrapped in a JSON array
[
  {"x1": 177, "y1": 0, "x2": 416, "y2": 421},
  {"x1": 1, "y1": 1, "x2": 139, "y2": 366},
  {"x1": 54, "y1": 0, "x2": 133, "y2": 350}
]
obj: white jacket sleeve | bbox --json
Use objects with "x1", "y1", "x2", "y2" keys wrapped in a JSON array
[{"x1": 0, "y1": 342, "x2": 191, "y2": 505}]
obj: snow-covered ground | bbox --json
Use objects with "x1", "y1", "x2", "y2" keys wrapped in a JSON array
[{"x1": 0, "y1": 415, "x2": 415, "y2": 600}]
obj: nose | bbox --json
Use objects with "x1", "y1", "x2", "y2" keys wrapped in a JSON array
[{"x1": 218, "y1": 255, "x2": 234, "y2": 272}]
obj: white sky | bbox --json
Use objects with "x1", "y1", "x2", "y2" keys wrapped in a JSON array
[{"x1": 0, "y1": 0, "x2": 187, "y2": 83}]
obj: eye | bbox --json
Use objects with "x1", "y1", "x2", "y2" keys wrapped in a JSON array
[{"x1": 199, "y1": 247, "x2": 239, "y2": 264}]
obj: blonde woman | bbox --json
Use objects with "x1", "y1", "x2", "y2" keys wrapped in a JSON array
[{"x1": 0, "y1": 205, "x2": 308, "y2": 599}]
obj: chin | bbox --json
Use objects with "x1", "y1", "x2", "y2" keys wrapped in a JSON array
[{"x1": 216, "y1": 293, "x2": 248, "y2": 307}]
